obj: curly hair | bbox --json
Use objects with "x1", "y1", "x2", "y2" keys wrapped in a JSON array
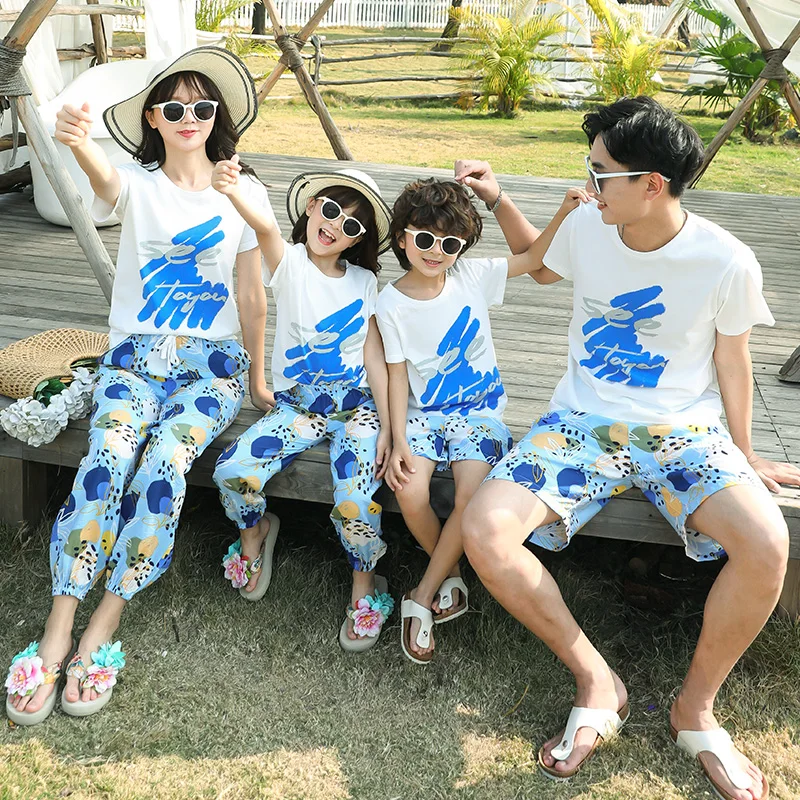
[{"x1": 390, "y1": 178, "x2": 483, "y2": 271}]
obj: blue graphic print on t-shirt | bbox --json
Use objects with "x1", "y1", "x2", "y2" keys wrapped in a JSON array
[
  {"x1": 420, "y1": 306, "x2": 504, "y2": 415},
  {"x1": 138, "y1": 217, "x2": 229, "y2": 331},
  {"x1": 580, "y1": 285, "x2": 669, "y2": 387},
  {"x1": 283, "y1": 299, "x2": 367, "y2": 386}
]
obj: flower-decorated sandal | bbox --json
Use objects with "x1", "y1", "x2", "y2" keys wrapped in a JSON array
[
  {"x1": 5, "y1": 640, "x2": 75, "y2": 726},
  {"x1": 60, "y1": 641, "x2": 126, "y2": 717},
  {"x1": 222, "y1": 512, "x2": 281, "y2": 602},
  {"x1": 339, "y1": 575, "x2": 394, "y2": 653}
]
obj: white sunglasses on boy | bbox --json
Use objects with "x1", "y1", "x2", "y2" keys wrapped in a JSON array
[
  {"x1": 404, "y1": 229, "x2": 467, "y2": 257},
  {"x1": 317, "y1": 196, "x2": 366, "y2": 238},
  {"x1": 584, "y1": 154, "x2": 671, "y2": 196},
  {"x1": 150, "y1": 100, "x2": 219, "y2": 123}
]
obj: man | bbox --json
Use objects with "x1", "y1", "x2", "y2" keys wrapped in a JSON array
[{"x1": 455, "y1": 96, "x2": 800, "y2": 800}]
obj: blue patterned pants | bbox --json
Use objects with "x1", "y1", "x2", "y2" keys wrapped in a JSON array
[
  {"x1": 51, "y1": 335, "x2": 248, "y2": 601},
  {"x1": 213, "y1": 381, "x2": 386, "y2": 571}
]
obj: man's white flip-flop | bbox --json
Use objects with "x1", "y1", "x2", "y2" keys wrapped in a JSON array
[
  {"x1": 538, "y1": 702, "x2": 631, "y2": 780},
  {"x1": 400, "y1": 595, "x2": 434, "y2": 665},
  {"x1": 240, "y1": 512, "x2": 280, "y2": 601},
  {"x1": 671, "y1": 724, "x2": 767, "y2": 800}
]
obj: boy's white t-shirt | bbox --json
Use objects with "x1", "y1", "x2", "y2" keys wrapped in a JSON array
[
  {"x1": 266, "y1": 242, "x2": 378, "y2": 392},
  {"x1": 93, "y1": 162, "x2": 276, "y2": 347},
  {"x1": 376, "y1": 257, "x2": 508, "y2": 418},
  {"x1": 543, "y1": 201, "x2": 775, "y2": 425}
]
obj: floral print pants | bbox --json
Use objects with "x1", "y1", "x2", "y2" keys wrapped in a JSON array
[
  {"x1": 50, "y1": 334, "x2": 248, "y2": 601},
  {"x1": 213, "y1": 381, "x2": 386, "y2": 572}
]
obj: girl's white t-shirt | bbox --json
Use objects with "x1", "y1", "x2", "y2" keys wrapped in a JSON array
[
  {"x1": 93, "y1": 162, "x2": 275, "y2": 347},
  {"x1": 265, "y1": 242, "x2": 378, "y2": 392},
  {"x1": 376, "y1": 257, "x2": 508, "y2": 418},
  {"x1": 543, "y1": 200, "x2": 775, "y2": 425}
]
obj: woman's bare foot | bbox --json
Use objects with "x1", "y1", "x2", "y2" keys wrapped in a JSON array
[
  {"x1": 406, "y1": 586, "x2": 435, "y2": 657},
  {"x1": 670, "y1": 694, "x2": 767, "y2": 800},
  {"x1": 346, "y1": 569, "x2": 376, "y2": 640},
  {"x1": 431, "y1": 567, "x2": 463, "y2": 618},
  {"x1": 63, "y1": 594, "x2": 124, "y2": 704},
  {"x1": 8, "y1": 610, "x2": 74, "y2": 715},
  {"x1": 240, "y1": 515, "x2": 271, "y2": 593},
  {"x1": 539, "y1": 669, "x2": 628, "y2": 776}
]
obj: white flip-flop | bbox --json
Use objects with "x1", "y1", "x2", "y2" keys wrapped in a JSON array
[
  {"x1": 671, "y1": 724, "x2": 767, "y2": 800},
  {"x1": 433, "y1": 576, "x2": 469, "y2": 624},
  {"x1": 339, "y1": 575, "x2": 391, "y2": 653},
  {"x1": 239, "y1": 512, "x2": 280, "y2": 601},
  {"x1": 400, "y1": 595, "x2": 434, "y2": 665},
  {"x1": 538, "y1": 702, "x2": 631, "y2": 781}
]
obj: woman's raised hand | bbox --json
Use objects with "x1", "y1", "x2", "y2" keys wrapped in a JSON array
[
  {"x1": 54, "y1": 102, "x2": 92, "y2": 149},
  {"x1": 212, "y1": 153, "x2": 242, "y2": 196}
]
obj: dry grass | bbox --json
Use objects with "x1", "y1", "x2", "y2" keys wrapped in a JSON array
[{"x1": 1, "y1": 488, "x2": 799, "y2": 800}]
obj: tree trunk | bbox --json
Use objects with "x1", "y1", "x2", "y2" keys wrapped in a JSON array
[
  {"x1": 432, "y1": 0, "x2": 462, "y2": 52},
  {"x1": 252, "y1": 1, "x2": 266, "y2": 35}
]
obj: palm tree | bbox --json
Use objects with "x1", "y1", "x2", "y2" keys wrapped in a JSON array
[{"x1": 455, "y1": 0, "x2": 566, "y2": 117}]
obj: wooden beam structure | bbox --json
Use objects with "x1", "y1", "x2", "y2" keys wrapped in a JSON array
[
  {"x1": 1, "y1": 0, "x2": 115, "y2": 302},
  {"x1": 86, "y1": 0, "x2": 109, "y2": 65},
  {"x1": 256, "y1": 0, "x2": 353, "y2": 160}
]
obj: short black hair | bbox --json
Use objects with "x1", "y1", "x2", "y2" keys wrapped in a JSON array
[
  {"x1": 390, "y1": 178, "x2": 482, "y2": 271},
  {"x1": 582, "y1": 96, "x2": 704, "y2": 197}
]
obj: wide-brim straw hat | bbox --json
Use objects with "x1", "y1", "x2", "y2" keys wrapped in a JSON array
[
  {"x1": 0, "y1": 328, "x2": 109, "y2": 399},
  {"x1": 287, "y1": 169, "x2": 393, "y2": 254},
  {"x1": 104, "y1": 47, "x2": 258, "y2": 156}
]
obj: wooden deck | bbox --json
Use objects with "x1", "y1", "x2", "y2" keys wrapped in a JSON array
[{"x1": 1, "y1": 153, "x2": 799, "y2": 560}]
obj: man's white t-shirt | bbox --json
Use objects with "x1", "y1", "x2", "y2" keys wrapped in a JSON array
[
  {"x1": 266, "y1": 242, "x2": 377, "y2": 392},
  {"x1": 376, "y1": 257, "x2": 508, "y2": 418},
  {"x1": 93, "y1": 163, "x2": 275, "y2": 347},
  {"x1": 543, "y1": 201, "x2": 775, "y2": 425}
]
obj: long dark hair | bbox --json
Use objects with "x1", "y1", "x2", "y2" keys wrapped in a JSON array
[
  {"x1": 134, "y1": 70, "x2": 258, "y2": 179},
  {"x1": 291, "y1": 185, "x2": 381, "y2": 274}
]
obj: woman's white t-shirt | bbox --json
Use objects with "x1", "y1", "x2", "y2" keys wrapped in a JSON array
[
  {"x1": 543, "y1": 200, "x2": 775, "y2": 425},
  {"x1": 93, "y1": 162, "x2": 275, "y2": 347},
  {"x1": 265, "y1": 242, "x2": 378, "y2": 392},
  {"x1": 376, "y1": 257, "x2": 508, "y2": 418}
]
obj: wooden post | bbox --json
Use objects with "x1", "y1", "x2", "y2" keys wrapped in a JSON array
[
  {"x1": 262, "y1": 0, "x2": 353, "y2": 160},
  {"x1": 0, "y1": 456, "x2": 49, "y2": 526},
  {"x1": 86, "y1": 0, "x2": 108, "y2": 65},
  {"x1": 256, "y1": 0, "x2": 335, "y2": 103},
  {"x1": 777, "y1": 561, "x2": 800, "y2": 620},
  {"x1": 2, "y1": 0, "x2": 115, "y2": 302}
]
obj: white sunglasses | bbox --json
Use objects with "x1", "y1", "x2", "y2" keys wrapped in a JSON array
[
  {"x1": 404, "y1": 228, "x2": 467, "y2": 256},
  {"x1": 317, "y1": 196, "x2": 366, "y2": 238},
  {"x1": 584, "y1": 155, "x2": 671, "y2": 195},
  {"x1": 150, "y1": 100, "x2": 219, "y2": 123}
]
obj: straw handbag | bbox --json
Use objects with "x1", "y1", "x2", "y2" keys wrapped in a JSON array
[{"x1": 0, "y1": 328, "x2": 109, "y2": 400}]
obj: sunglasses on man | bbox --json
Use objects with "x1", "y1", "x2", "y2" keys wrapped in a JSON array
[{"x1": 584, "y1": 155, "x2": 671, "y2": 196}]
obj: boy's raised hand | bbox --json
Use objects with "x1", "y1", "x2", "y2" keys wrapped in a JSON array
[
  {"x1": 212, "y1": 153, "x2": 242, "y2": 197},
  {"x1": 55, "y1": 102, "x2": 92, "y2": 149},
  {"x1": 386, "y1": 441, "x2": 416, "y2": 492},
  {"x1": 454, "y1": 159, "x2": 501, "y2": 206}
]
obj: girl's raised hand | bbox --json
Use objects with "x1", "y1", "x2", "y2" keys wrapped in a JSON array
[
  {"x1": 55, "y1": 102, "x2": 92, "y2": 149},
  {"x1": 560, "y1": 187, "x2": 592, "y2": 214},
  {"x1": 212, "y1": 153, "x2": 242, "y2": 196},
  {"x1": 374, "y1": 429, "x2": 392, "y2": 481},
  {"x1": 386, "y1": 441, "x2": 416, "y2": 492}
]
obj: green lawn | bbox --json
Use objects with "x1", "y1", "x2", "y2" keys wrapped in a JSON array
[{"x1": 2, "y1": 492, "x2": 799, "y2": 799}]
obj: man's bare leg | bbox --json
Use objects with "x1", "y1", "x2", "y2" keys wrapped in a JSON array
[
  {"x1": 669, "y1": 485, "x2": 788, "y2": 800},
  {"x1": 462, "y1": 479, "x2": 627, "y2": 776}
]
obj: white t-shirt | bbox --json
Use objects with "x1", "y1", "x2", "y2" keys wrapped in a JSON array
[
  {"x1": 376, "y1": 257, "x2": 508, "y2": 418},
  {"x1": 266, "y1": 242, "x2": 378, "y2": 392},
  {"x1": 543, "y1": 201, "x2": 775, "y2": 425},
  {"x1": 93, "y1": 163, "x2": 275, "y2": 347}
]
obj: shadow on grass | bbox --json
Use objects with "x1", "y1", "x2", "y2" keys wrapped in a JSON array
[{"x1": 1, "y1": 483, "x2": 799, "y2": 799}]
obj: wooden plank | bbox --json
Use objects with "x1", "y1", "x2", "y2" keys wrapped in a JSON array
[{"x1": 0, "y1": 455, "x2": 49, "y2": 526}]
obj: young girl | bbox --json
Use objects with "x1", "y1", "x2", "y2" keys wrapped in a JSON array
[
  {"x1": 377, "y1": 178, "x2": 570, "y2": 664},
  {"x1": 210, "y1": 161, "x2": 395, "y2": 652},
  {"x1": 5, "y1": 48, "x2": 274, "y2": 724}
]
